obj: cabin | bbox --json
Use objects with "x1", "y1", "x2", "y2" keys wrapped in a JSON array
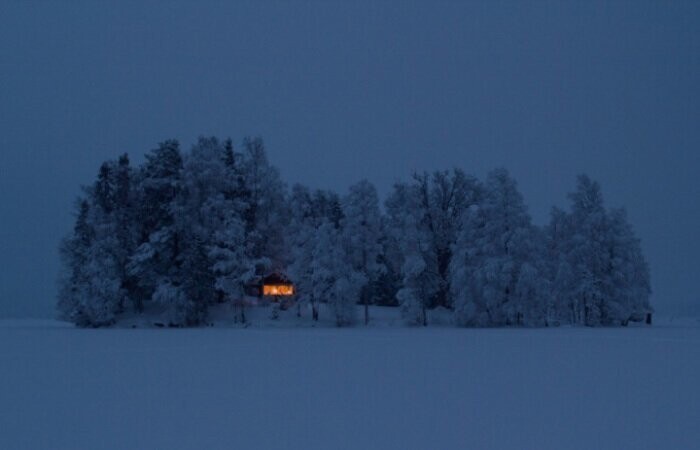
[
  {"x1": 260, "y1": 272, "x2": 295, "y2": 311},
  {"x1": 261, "y1": 272, "x2": 295, "y2": 297},
  {"x1": 244, "y1": 272, "x2": 295, "y2": 301}
]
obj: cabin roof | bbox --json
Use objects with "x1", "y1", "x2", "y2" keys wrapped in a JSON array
[{"x1": 262, "y1": 272, "x2": 293, "y2": 285}]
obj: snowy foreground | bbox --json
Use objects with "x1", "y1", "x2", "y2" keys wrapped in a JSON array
[{"x1": 1, "y1": 312, "x2": 699, "y2": 450}]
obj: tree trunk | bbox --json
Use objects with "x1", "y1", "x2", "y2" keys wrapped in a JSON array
[{"x1": 364, "y1": 298, "x2": 369, "y2": 326}]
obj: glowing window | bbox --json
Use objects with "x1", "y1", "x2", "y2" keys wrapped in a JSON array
[{"x1": 263, "y1": 284, "x2": 294, "y2": 296}]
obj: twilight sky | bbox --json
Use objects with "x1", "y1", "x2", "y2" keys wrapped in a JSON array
[{"x1": 1, "y1": 1, "x2": 698, "y2": 318}]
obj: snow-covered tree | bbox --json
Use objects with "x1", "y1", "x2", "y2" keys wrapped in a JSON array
[
  {"x1": 604, "y1": 208, "x2": 652, "y2": 324},
  {"x1": 450, "y1": 169, "x2": 545, "y2": 326},
  {"x1": 58, "y1": 165, "x2": 125, "y2": 327},
  {"x1": 57, "y1": 199, "x2": 93, "y2": 323},
  {"x1": 287, "y1": 224, "x2": 315, "y2": 319},
  {"x1": 286, "y1": 184, "x2": 316, "y2": 317},
  {"x1": 137, "y1": 140, "x2": 184, "y2": 241},
  {"x1": 240, "y1": 137, "x2": 288, "y2": 270},
  {"x1": 85, "y1": 168, "x2": 125, "y2": 325},
  {"x1": 127, "y1": 140, "x2": 185, "y2": 319},
  {"x1": 208, "y1": 202, "x2": 253, "y2": 323},
  {"x1": 385, "y1": 171, "x2": 482, "y2": 317},
  {"x1": 308, "y1": 222, "x2": 336, "y2": 322},
  {"x1": 548, "y1": 175, "x2": 652, "y2": 326},
  {"x1": 551, "y1": 175, "x2": 611, "y2": 326},
  {"x1": 312, "y1": 189, "x2": 344, "y2": 229},
  {"x1": 513, "y1": 227, "x2": 550, "y2": 326},
  {"x1": 385, "y1": 182, "x2": 438, "y2": 325},
  {"x1": 330, "y1": 272, "x2": 364, "y2": 327},
  {"x1": 566, "y1": 175, "x2": 610, "y2": 325},
  {"x1": 169, "y1": 136, "x2": 249, "y2": 325},
  {"x1": 341, "y1": 180, "x2": 384, "y2": 325},
  {"x1": 70, "y1": 240, "x2": 122, "y2": 327},
  {"x1": 111, "y1": 154, "x2": 139, "y2": 312},
  {"x1": 413, "y1": 170, "x2": 482, "y2": 309},
  {"x1": 380, "y1": 185, "x2": 410, "y2": 307},
  {"x1": 288, "y1": 191, "x2": 362, "y2": 326},
  {"x1": 396, "y1": 251, "x2": 434, "y2": 326},
  {"x1": 544, "y1": 206, "x2": 572, "y2": 325},
  {"x1": 287, "y1": 184, "x2": 354, "y2": 320},
  {"x1": 310, "y1": 221, "x2": 360, "y2": 326}
]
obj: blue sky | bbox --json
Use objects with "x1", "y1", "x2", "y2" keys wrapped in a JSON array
[{"x1": 1, "y1": 1, "x2": 698, "y2": 317}]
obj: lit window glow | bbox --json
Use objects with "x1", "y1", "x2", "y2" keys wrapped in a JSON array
[{"x1": 263, "y1": 284, "x2": 294, "y2": 296}]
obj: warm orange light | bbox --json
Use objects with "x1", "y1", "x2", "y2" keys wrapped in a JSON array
[{"x1": 263, "y1": 284, "x2": 294, "y2": 296}]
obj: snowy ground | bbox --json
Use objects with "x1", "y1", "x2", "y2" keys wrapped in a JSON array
[{"x1": 1, "y1": 309, "x2": 699, "y2": 450}]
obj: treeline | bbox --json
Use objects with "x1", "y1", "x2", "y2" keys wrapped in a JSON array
[{"x1": 57, "y1": 136, "x2": 651, "y2": 327}]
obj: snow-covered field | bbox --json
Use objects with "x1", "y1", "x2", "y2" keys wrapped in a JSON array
[{"x1": 1, "y1": 311, "x2": 699, "y2": 450}]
